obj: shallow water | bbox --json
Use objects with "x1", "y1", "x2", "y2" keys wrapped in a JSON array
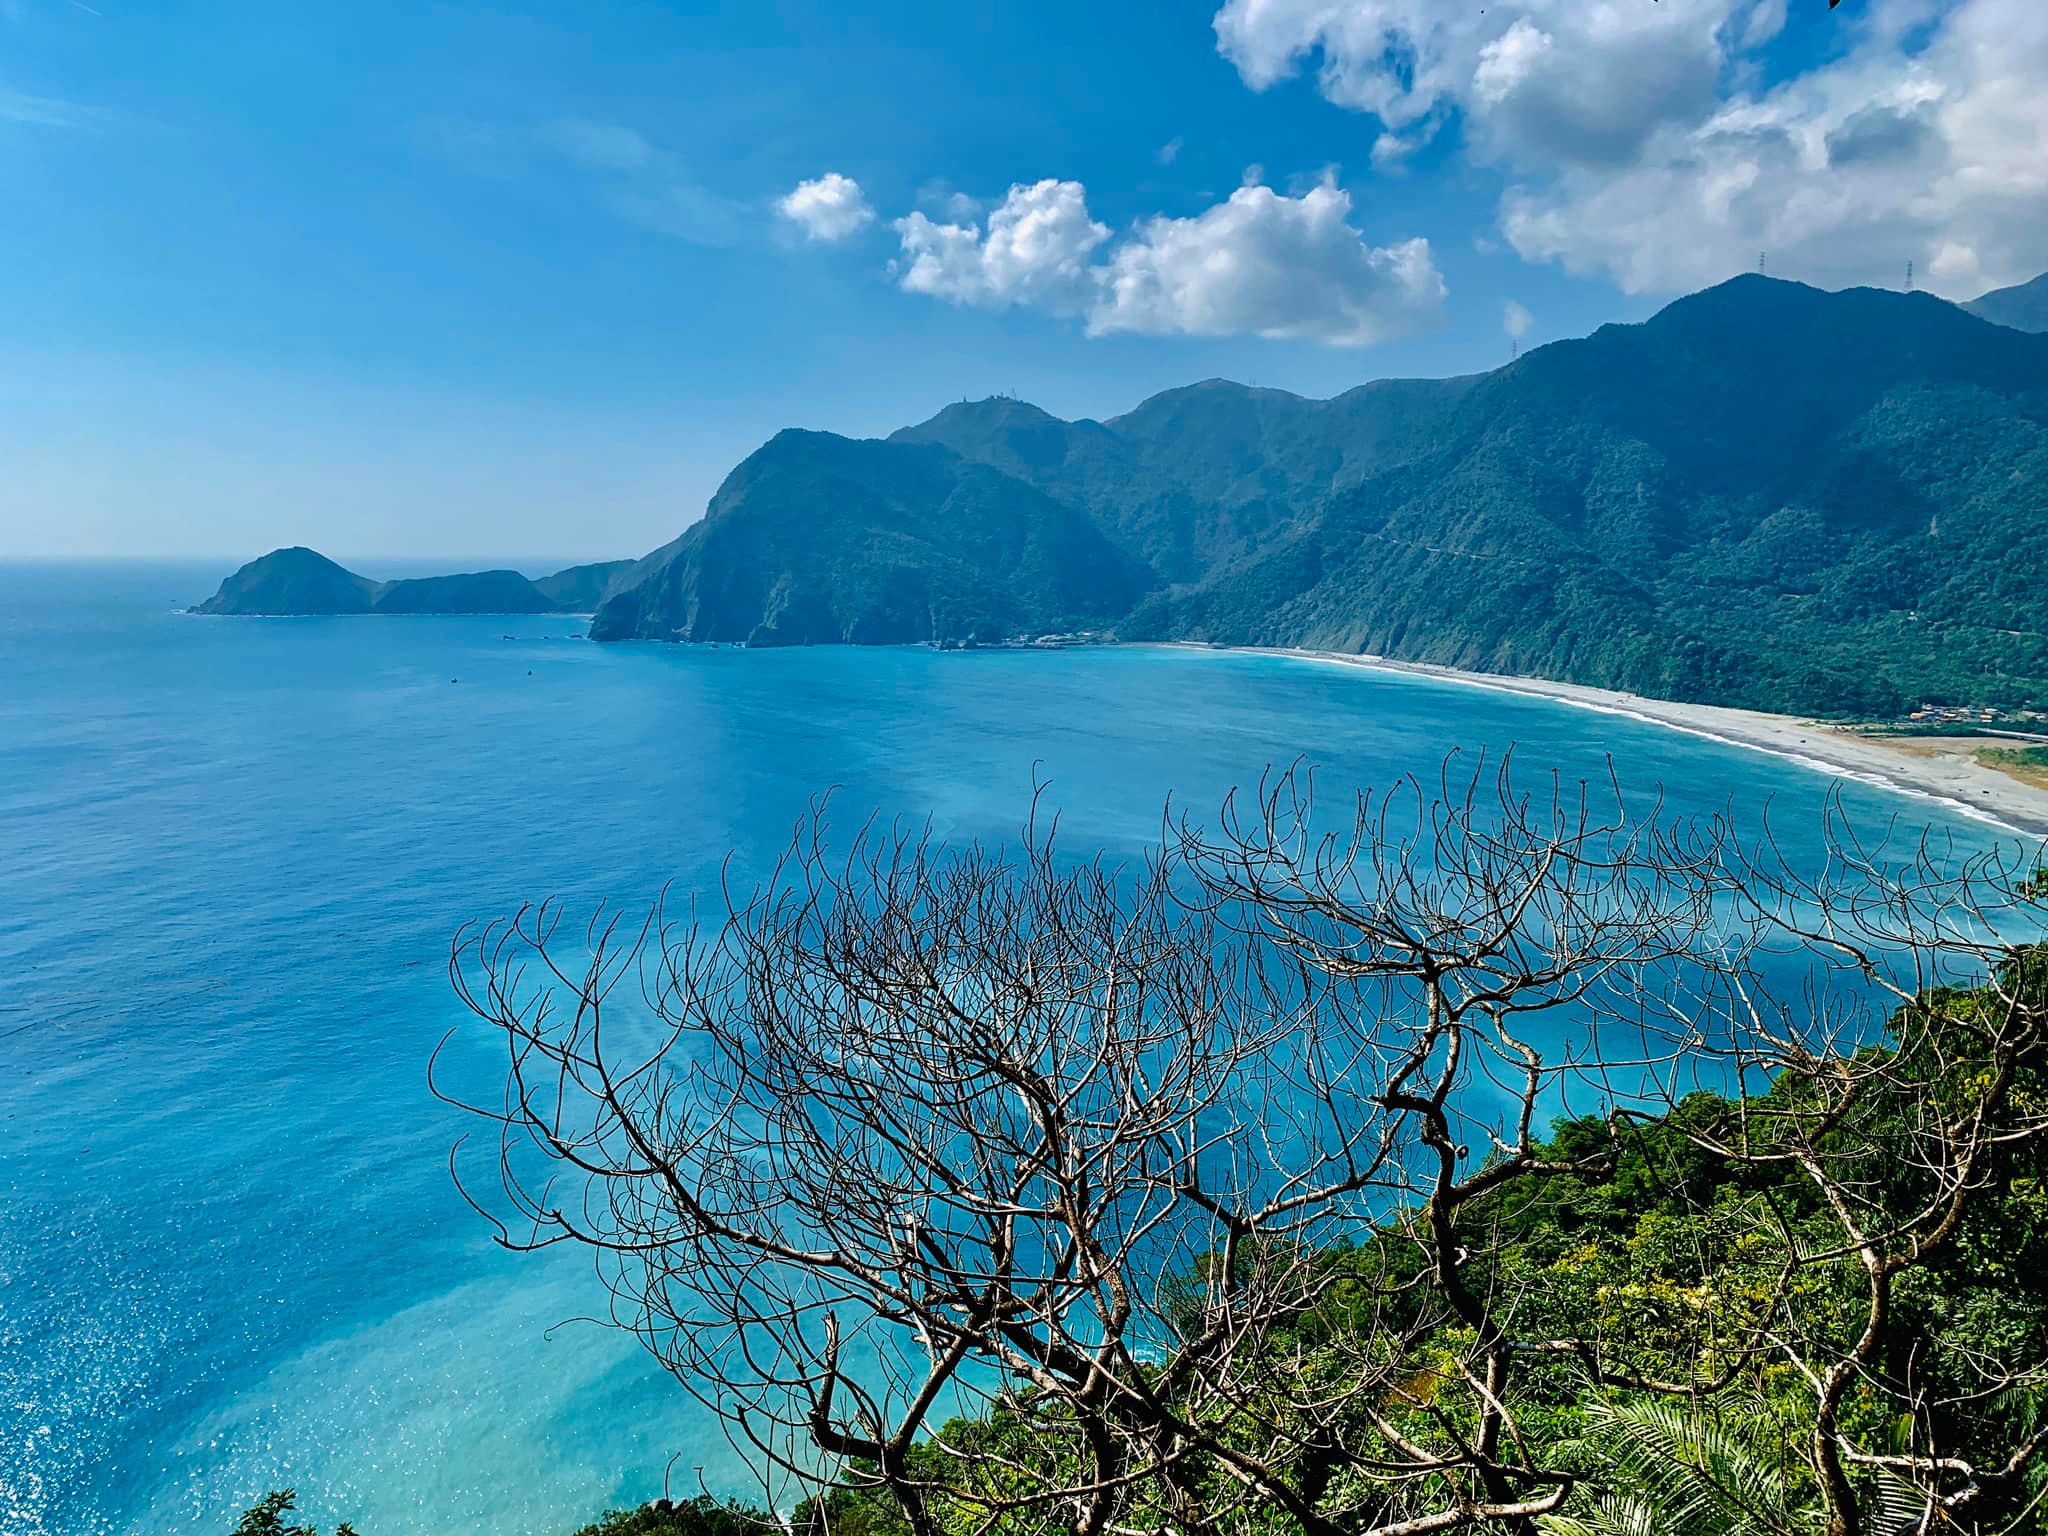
[{"x1": 0, "y1": 562, "x2": 2012, "y2": 1536}]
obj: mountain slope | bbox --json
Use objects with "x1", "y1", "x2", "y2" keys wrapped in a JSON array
[
  {"x1": 1965, "y1": 272, "x2": 2048, "y2": 333},
  {"x1": 1135, "y1": 277, "x2": 2048, "y2": 715},
  {"x1": 532, "y1": 559, "x2": 634, "y2": 611},
  {"x1": 590, "y1": 430, "x2": 1156, "y2": 645},
  {"x1": 891, "y1": 377, "x2": 1473, "y2": 583},
  {"x1": 193, "y1": 550, "x2": 631, "y2": 616},
  {"x1": 373, "y1": 569, "x2": 557, "y2": 614},
  {"x1": 583, "y1": 276, "x2": 2048, "y2": 715},
  {"x1": 191, "y1": 547, "x2": 380, "y2": 615}
]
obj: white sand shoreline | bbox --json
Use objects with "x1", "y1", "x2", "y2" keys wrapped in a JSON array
[{"x1": 1189, "y1": 644, "x2": 2048, "y2": 842}]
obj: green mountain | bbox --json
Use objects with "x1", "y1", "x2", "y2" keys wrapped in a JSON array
[
  {"x1": 597, "y1": 275, "x2": 2047, "y2": 716},
  {"x1": 587, "y1": 429, "x2": 1156, "y2": 644},
  {"x1": 1135, "y1": 276, "x2": 2048, "y2": 715},
  {"x1": 193, "y1": 550, "x2": 629, "y2": 616},
  {"x1": 890, "y1": 377, "x2": 1473, "y2": 583},
  {"x1": 532, "y1": 559, "x2": 634, "y2": 611},
  {"x1": 1965, "y1": 272, "x2": 2048, "y2": 333},
  {"x1": 370, "y1": 568, "x2": 557, "y2": 614},
  {"x1": 191, "y1": 547, "x2": 380, "y2": 615}
]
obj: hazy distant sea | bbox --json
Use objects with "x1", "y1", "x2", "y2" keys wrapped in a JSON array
[{"x1": 0, "y1": 561, "x2": 2010, "y2": 1536}]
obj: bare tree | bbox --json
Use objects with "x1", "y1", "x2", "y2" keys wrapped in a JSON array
[{"x1": 436, "y1": 764, "x2": 2048, "y2": 1536}]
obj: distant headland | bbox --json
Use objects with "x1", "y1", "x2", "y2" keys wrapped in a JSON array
[{"x1": 190, "y1": 547, "x2": 633, "y2": 617}]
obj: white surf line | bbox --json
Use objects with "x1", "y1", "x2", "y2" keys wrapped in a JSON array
[{"x1": 1230, "y1": 645, "x2": 2036, "y2": 839}]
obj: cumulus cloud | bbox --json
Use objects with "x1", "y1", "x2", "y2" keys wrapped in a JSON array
[
  {"x1": 1213, "y1": 0, "x2": 1768, "y2": 165},
  {"x1": 891, "y1": 176, "x2": 1443, "y2": 346},
  {"x1": 1211, "y1": 0, "x2": 2048, "y2": 296},
  {"x1": 1504, "y1": 300, "x2": 1534, "y2": 338},
  {"x1": 777, "y1": 172, "x2": 876, "y2": 243},
  {"x1": 1501, "y1": 0, "x2": 2048, "y2": 295},
  {"x1": 1370, "y1": 132, "x2": 1422, "y2": 171},
  {"x1": 914, "y1": 180, "x2": 983, "y2": 223},
  {"x1": 1092, "y1": 181, "x2": 1443, "y2": 344},
  {"x1": 895, "y1": 179, "x2": 1111, "y2": 314}
]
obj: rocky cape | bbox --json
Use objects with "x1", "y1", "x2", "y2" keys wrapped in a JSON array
[{"x1": 191, "y1": 548, "x2": 633, "y2": 617}]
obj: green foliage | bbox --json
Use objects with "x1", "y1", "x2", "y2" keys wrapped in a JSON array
[
  {"x1": 738, "y1": 960, "x2": 2048, "y2": 1536},
  {"x1": 230, "y1": 1490, "x2": 359, "y2": 1536},
  {"x1": 567, "y1": 1495, "x2": 777, "y2": 1536},
  {"x1": 238, "y1": 954, "x2": 2048, "y2": 1536},
  {"x1": 1538, "y1": 1397, "x2": 1816, "y2": 1536},
  {"x1": 1980, "y1": 745, "x2": 2048, "y2": 786}
]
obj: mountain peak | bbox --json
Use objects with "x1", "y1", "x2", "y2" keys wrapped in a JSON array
[
  {"x1": 1613, "y1": 271, "x2": 2032, "y2": 366},
  {"x1": 1965, "y1": 271, "x2": 2048, "y2": 333},
  {"x1": 192, "y1": 547, "x2": 378, "y2": 615},
  {"x1": 894, "y1": 396, "x2": 1063, "y2": 440}
]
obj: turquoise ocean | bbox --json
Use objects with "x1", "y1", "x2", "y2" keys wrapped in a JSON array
[{"x1": 0, "y1": 562, "x2": 2017, "y2": 1536}]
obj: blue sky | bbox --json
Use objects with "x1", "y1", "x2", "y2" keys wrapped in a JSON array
[{"x1": 2, "y1": 0, "x2": 2041, "y2": 561}]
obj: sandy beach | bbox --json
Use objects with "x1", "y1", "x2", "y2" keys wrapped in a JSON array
[{"x1": 1226, "y1": 646, "x2": 2048, "y2": 842}]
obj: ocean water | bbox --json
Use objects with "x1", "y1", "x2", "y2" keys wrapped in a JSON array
[{"x1": 0, "y1": 561, "x2": 2016, "y2": 1536}]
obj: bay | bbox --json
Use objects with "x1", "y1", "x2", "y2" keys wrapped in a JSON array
[{"x1": 0, "y1": 562, "x2": 2008, "y2": 1536}]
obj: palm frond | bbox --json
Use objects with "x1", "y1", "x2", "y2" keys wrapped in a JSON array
[{"x1": 1542, "y1": 1394, "x2": 1815, "y2": 1536}]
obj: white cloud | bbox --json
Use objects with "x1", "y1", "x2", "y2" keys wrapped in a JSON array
[
  {"x1": 1500, "y1": 0, "x2": 2048, "y2": 295},
  {"x1": 1093, "y1": 180, "x2": 1444, "y2": 344},
  {"x1": 913, "y1": 180, "x2": 982, "y2": 223},
  {"x1": 0, "y1": 87, "x2": 87, "y2": 128},
  {"x1": 895, "y1": 179, "x2": 1110, "y2": 314},
  {"x1": 776, "y1": 171, "x2": 876, "y2": 243},
  {"x1": 1158, "y1": 136, "x2": 1184, "y2": 166},
  {"x1": 891, "y1": 175, "x2": 1443, "y2": 346},
  {"x1": 415, "y1": 114, "x2": 756, "y2": 246},
  {"x1": 541, "y1": 118, "x2": 658, "y2": 172},
  {"x1": 411, "y1": 114, "x2": 518, "y2": 178},
  {"x1": 1370, "y1": 132, "x2": 1421, "y2": 171},
  {"x1": 1213, "y1": 0, "x2": 1767, "y2": 166},
  {"x1": 1211, "y1": 0, "x2": 2048, "y2": 297},
  {"x1": 608, "y1": 182, "x2": 749, "y2": 247},
  {"x1": 1504, "y1": 299, "x2": 1534, "y2": 338}
]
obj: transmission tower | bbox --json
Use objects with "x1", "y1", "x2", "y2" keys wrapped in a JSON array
[
  {"x1": 1758, "y1": 251, "x2": 1767, "y2": 276},
  {"x1": 1905, "y1": 260, "x2": 1914, "y2": 292}
]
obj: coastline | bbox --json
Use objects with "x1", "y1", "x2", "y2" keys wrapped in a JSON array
[{"x1": 1214, "y1": 645, "x2": 2048, "y2": 842}]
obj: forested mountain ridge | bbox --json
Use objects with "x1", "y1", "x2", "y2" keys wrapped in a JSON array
[
  {"x1": 1137, "y1": 276, "x2": 2048, "y2": 714},
  {"x1": 586, "y1": 429, "x2": 1155, "y2": 645},
  {"x1": 889, "y1": 376, "x2": 1475, "y2": 583},
  {"x1": 593, "y1": 275, "x2": 2048, "y2": 716},
  {"x1": 1966, "y1": 271, "x2": 2048, "y2": 333}
]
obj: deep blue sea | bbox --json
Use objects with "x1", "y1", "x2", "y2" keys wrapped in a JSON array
[{"x1": 0, "y1": 562, "x2": 2016, "y2": 1536}]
